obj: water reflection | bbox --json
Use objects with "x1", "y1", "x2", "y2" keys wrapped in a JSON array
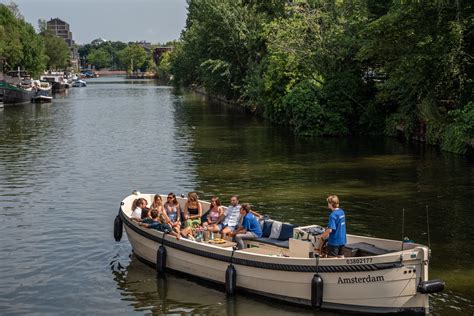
[{"x1": 114, "y1": 255, "x2": 330, "y2": 316}]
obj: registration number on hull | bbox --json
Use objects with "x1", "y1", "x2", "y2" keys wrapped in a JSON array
[{"x1": 346, "y1": 258, "x2": 373, "y2": 264}]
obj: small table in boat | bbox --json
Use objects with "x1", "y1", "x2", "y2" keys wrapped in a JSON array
[{"x1": 203, "y1": 239, "x2": 236, "y2": 248}]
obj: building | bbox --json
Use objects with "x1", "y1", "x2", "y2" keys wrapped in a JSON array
[
  {"x1": 153, "y1": 47, "x2": 173, "y2": 65},
  {"x1": 46, "y1": 18, "x2": 79, "y2": 71},
  {"x1": 91, "y1": 38, "x2": 109, "y2": 46}
]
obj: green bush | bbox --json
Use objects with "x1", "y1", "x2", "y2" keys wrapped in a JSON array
[
  {"x1": 282, "y1": 80, "x2": 348, "y2": 136},
  {"x1": 441, "y1": 102, "x2": 474, "y2": 154}
]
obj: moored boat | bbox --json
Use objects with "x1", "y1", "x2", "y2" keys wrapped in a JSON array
[
  {"x1": 72, "y1": 79, "x2": 87, "y2": 87},
  {"x1": 115, "y1": 192, "x2": 444, "y2": 314},
  {"x1": 32, "y1": 90, "x2": 52, "y2": 103},
  {"x1": 32, "y1": 81, "x2": 52, "y2": 103},
  {"x1": 0, "y1": 81, "x2": 34, "y2": 105},
  {"x1": 40, "y1": 73, "x2": 67, "y2": 93}
]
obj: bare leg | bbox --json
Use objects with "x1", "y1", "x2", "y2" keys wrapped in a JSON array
[
  {"x1": 221, "y1": 226, "x2": 233, "y2": 239},
  {"x1": 209, "y1": 224, "x2": 220, "y2": 233},
  {"x1": 169, "y1": 231, "x2": 180, "y2": 239}
]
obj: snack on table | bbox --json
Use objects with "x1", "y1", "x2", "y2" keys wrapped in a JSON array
[{"x1": 208, "y1": 238, "x2": 226, "y2": 244}]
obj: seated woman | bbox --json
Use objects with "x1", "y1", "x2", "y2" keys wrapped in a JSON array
[
  {"x1": 150, "y1": 194, "x2": 164, "y2": 217},
  {"x1": 203, "y1": 196, "x2": 224, "y2": 232},
  {"x1": 131, "y1": 198, "x2": 147, "y2": 222},
  {"x1": 184, "y1": 192, "x2": 202, "y2": 228},
  {"x1": 139, "y1": 209, "x2": 180, "y2": 239},
  {"x1": 164, "y1": 193, "x2": 182, "y2": 235}
]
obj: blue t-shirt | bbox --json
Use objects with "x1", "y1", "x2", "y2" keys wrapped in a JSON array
[
  {"x1": 242, "y1": 213, "x2": 262, "y2": 238},
  {"x1": 327, "y1": 208, "x2": 346, "y2": 246}
]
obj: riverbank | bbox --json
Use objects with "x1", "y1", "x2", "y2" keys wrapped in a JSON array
[
  {"x1": 167, "y1": 1, "x2": 473, "y2": 156},
  {"x1": 96, "y1": 70, "x2": 126, "y2": 76}
]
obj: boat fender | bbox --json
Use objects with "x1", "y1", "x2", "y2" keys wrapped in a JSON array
[
  {"x1": 156, "y1": 245, "x2": 167, "y2": 275},
  {"x1": 417, "y1": 279, "x2": 445, "y2": 294},
  {"x1": 311, "y1": 254, "x2": 323, "y2": 308},
  {"x1": 114, "y1": 214, "x2": 123, "y2": 242},
  {"x1": 311, "y1": 274, "x2": 324, "y2": 308},
  {"x1": 225, "y1": 264, "x2": 237, "y2": 295}
]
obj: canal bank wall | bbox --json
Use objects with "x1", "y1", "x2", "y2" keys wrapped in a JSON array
[{"x1": 96, "y1": 70, "x2": 127, "y2": 76}]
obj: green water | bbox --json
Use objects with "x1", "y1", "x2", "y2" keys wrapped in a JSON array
[
  {"x1": 177, "y1": 92, "x2": 473, "y2": 314},
  {"x1": 0, "y1": 77, "x2": 471, "y2": 315}
]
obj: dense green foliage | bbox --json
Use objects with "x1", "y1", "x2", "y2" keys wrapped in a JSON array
[
  {"x1": 0, "y1": 4, "x2": 47, "y2": 76},
  {"x1": 169, "y1": 0, "x2": 473, "y2": 154},
  {"x1": 79, "y1": 41, "x2": 159, "y2": 72},
  {"x1": 117, "y1": 44, "x2": 148, "y2": 72},
  {"x1": 86, "y1": 48, "x2": 112, "y2": 69},
  {"x1": 42, "y1": 33, "x2": 70, "y2": 70},
  {"x1": 79, "y1": 41, "x2": 127, "y2": 69}
]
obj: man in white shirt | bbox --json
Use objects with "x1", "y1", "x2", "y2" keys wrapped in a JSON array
[{"x1": 218, "y1": 195, "x2": 241, "y2": 238}]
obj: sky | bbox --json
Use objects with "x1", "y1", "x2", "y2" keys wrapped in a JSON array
[{"x1": 6, "y1": 0, "x2": 188, "y2": 44}]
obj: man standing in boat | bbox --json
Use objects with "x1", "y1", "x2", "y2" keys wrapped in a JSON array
[{"x1": 320, "y1": 195, "x2": 347, "y2": 257}]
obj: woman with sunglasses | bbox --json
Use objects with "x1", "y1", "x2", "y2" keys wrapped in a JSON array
[{"x1": 164, "y1": 192, "x2": 182, "y2": 235}]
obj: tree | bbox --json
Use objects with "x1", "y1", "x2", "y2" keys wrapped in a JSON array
[
  {"x1": 168, "y1": 0, "x2": 473, "y2": 154},
  {"x1": 117, "y1": 44, "x2": 147, "y2": 71},
  {"x1": 357, "y1": 1, "x2": 473, "y2": 151},
  {"x1": 87, "y1": 48, "x2": 112, "y2": 69},
  {"x1": 19, "y1": 18, "x2": 47, "y2": 75},
  {"x1": 0, "y1": 4, "x2": 46, "y2": 76},
  {"x1": 43, "y1": 33, "x2": 70, "y2": 70}
]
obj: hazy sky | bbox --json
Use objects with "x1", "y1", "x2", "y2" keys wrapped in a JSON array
[{"x1": 8, "y1": 0, "x2": 188, "y2": 44}]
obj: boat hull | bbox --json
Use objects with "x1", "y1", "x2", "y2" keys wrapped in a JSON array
[
  {"x1": 51, "y1": 82, "x2": 66, "y2": 93},
  {"x1": 0, "y1": 82, "x2": 33, "y2": 105},
  {"x1": 32, "y1": 95, "x2": 52, "y2": 103},
  {"x1": 120, "y1": 206, "x2": 429, "y2": 314}
]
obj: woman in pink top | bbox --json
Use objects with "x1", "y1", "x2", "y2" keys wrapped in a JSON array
[{"x1": 204, "y1": 196, "x2": 224, "y2": 232}]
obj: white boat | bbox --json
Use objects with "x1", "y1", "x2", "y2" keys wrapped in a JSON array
[
  {"x1": 32, "y1": 90, "x2": 52, "y2": 102},
  {"x1": 40, "y1": 72, "x2": 67, "y2": 92},
  {"x1": 115, "y1": 192, "x2": 444, "y2": 314},
  {"x1": 31, "y1": 81, "x2": 52, "y2": 103},
  {"x1": 72, "y1": 79, "x2": 87, "y2": 87}
]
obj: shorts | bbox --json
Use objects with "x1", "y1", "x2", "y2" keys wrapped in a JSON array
[
  {"x1": 217, "y1": 224, "x2": 236, "y2": 232},
  {"x1": 185, "y1": 218, "x2": 201, "y2": 228},
  {"x1": 327, "y1": 244, "x2": 344, "y2": 257}
]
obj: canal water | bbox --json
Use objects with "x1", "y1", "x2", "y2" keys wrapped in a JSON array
[{"x1": 0, "y1": 77, "x2": 472, "y2": 315}]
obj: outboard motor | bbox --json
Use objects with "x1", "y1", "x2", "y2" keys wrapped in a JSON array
[
  {"x1": 114, "y1": 207, "x2": 123, "y2": 242},
  {"x1": 417, "y1": 279, "x2": 445, "y2": 294},
  {"x1": 311, "y1": 255, "x2": 323, "y2": 309}
]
